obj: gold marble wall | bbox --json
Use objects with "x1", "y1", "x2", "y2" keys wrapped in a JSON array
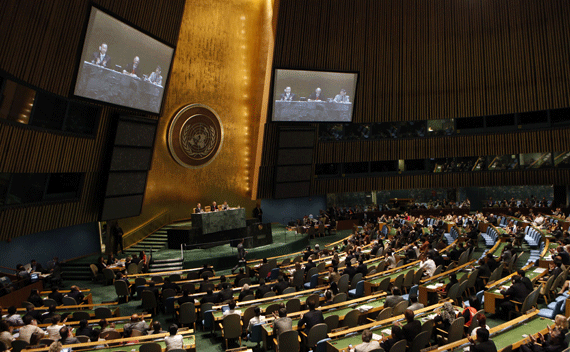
[{"x1": 120, "y1": 0, "x2": 277, "y2": 244}]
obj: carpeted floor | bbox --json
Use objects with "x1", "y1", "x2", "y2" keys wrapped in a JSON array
[{"x1": 61, "y1": 230, "x2": 543, "y2": 352}]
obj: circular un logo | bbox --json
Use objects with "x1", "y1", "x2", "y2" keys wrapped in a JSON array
[{"x1": 168, "y1": 104, "x2": 223, "y2": 169}]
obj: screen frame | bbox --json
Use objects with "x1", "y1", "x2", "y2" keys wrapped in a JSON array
[
  {"x1": 70, "y1": 3, "x2": 176, "y2": 116},
  {"x1": 268, "y1": 67, "x2": 360, "y2": 123}
]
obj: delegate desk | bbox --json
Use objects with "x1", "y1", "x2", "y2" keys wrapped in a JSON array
[
  {"x1": 75, "y1": 62, "x2": 163, "y2": 113},
  {"x1": 25, "y1": 329, "x2": 195, "y2": 352},
  {"x1": 432, "y1": 310, "x2": 552, "y2": 352},
  {"x1": 262, "y1": 293, "x2": 387, "y2": 350},
  {"x1": 483, "y1": 266, "x2": 547, "y2": 314},
  {"x1": 418, "y1": 261, "x2": 474, "y2": 306},
  {"x1": 273, "y1": 101, "x2": 352, "y2": 122},
  {"x1": 326, "y1": 302, "x2": 450, "y2": 352},
  {"x1": 191, "y1": 208, "x2": 246, "y2": 235}
]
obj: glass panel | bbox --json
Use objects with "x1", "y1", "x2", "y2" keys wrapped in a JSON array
[
  {"x1": 554, "y1": 152, "x2": 570, "y2": 168},
  {"x1": 403, "y1": 159, "x2": 425, "y2": 172},
  {"x1": 471, "y1": 157, "x2": 487, "y2": 172},
  {"x1": 31, "y1": 92, "x2": 66, "y2": 130},
  {"x1": 315, "y1": 163, "x2": 339, "y2": 176},
  {"x1": 0, "y1": 173, "x2": 10, "y2": 206},
  {"x1": 319, "y1": 123, "x2": 344, "y2": 141},
  {"x1": 456, "y1": 116, "x2": 484, "y2": 130},
  {"x1": 344, "y1": 162, "x2": 368, "y2": 174},
  {"x1": 487, "y1": 155, "x2": 520, "y2": 171},
  {"x1": 550, "y1": 108, "x2": 570, "y2": 124},
  {"x1": 64, "y1": 101, "x2": 98, "y2": 135},
  {"x1": 486, "y1": 113, "x2": 515, "y2": 128},
  {"x1": 520, "y1": 152, "x2": 552, "y2": 169},
  {"x1": 519, "y1": 111, "x2": 548, "y2": 125},
  {"x1": 370, "y1": 160, "x2": 398, "y2": 173},
  {"x1": 427, "y1": 119, "x2": 454, "y2": 136},
  {"x1": 0, "y1": 80, "x2": 36, "y2": 124},
  {"x1": 44, "y1": 173, "x2": 82, "y2": 200},
  {"x1": 6, "y1": 173, "x2": 48, "y2": 205}
]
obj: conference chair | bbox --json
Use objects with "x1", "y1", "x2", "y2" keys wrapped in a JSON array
[
  {"x1": 114, "y1": 280, "x2": 130, "y2": 303},
  {"x1": 139, "y1": 342, "x2": 162, "y2": 352},
  {"x1": 275, "y1": 330, "x2": 300, "y2": 352},
  {"x1": 302, "y1": 323, "x2": 327, "y2": 352},
  {"x1": 220, "y1": 313, "x2": 242, "y2": 349}
]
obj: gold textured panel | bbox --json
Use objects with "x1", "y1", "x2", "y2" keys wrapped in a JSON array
[{"x1": 119, "y1": 0, "x2": 277, "y2": 243}]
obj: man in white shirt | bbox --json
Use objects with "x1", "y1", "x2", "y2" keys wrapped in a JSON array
[
  {"x1": 164, "y1": 324, "x2": 184, "y2": 352},
  {"x1": 419, "y1": 254, "x2": 437, "y2": 277},
  {"x1": 354, "y1": 329, "x2": 380, "y2": 352},
  {"x1": 17, "y1": 316, "x2": 46, "y2": 343}
]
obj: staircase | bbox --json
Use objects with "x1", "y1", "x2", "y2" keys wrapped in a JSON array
[
  {"x1": 64, "y1": 227, "x2": 181, "y2": 280},
  {"x1": 124, "y1": 229, "x2": 168, "y2": 257},
  {"x1": 149, "y1": 257, "x2": 184, "y2": 272},
  {"x1": 62, "y1": 262, "x2": 93, "y2": 281}
]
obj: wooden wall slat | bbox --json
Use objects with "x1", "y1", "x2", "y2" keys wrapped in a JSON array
[{"x1": 0, "y1": 0, "x2": 185, "y2": 240}]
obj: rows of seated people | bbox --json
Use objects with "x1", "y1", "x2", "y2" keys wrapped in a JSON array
[{"x1": 4, "y1": 210, "x2": 570, "y2": 352}]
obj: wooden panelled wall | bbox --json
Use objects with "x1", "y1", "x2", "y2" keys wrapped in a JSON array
[
  {"x1": 258, "y1": 0, "x2": 570, "y2": 198},
  {"x1": 0, "y1": 0, "x2": 185, "y2": 241}
]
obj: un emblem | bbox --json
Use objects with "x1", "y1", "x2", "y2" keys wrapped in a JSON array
[{"x1": 168, "y1": 104, "x2": 223, "y2": 168}]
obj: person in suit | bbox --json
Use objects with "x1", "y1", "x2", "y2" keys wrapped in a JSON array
[
  {"x1": 200, "y1": 289, "x2": 218, "y2": 305},
  {"x1": 91, "y1": 43, "x2": 110, "y2": 67},
  {"x1": 210, "y1": 201, "x2": 218, "y2": 211},
  {"x1": 95, "y1": 256, "x2": 107, "y2": 273},
  {"x1": 58, "y1": 326, "x2": 79, "y2": 345},
  {"x1": 273, "y1": 276, "x2": 289, "y2": 295},
  {"x1": 272, "y1": 308, "x2": 292, "y2": 343},
  {"x1": 75, "y1": 319, "x2": 94, "y2": 339},
  {"x1": 217, "y1": 283, "x2": 234, "y2": 303},
  {"x1": 408, "y1": 294, "x2": 424, "y2": 311},
  {"x1": 233, "y1": 267, "x2": 248, "y2": 286},
  {"x1": 355, "y1": 329, "x2": 380, "y2": 352},
  {"x1": 162, "y1": 277, "x2": 181, "y2": 294},
  {"x1": 468, "y1": 328, "x2": 497, "y2": 352},
  {"x1": 255, "y1": 279, "x2": 271, "y2": 298},
  {"x1": 307, "y1": 88, "x2": 325, "y2": 102},
  {"x1": 112, "y1": 225, "x2": 124, "y2": 255},
  {"x1": 380, "y1": 325, "x2": 405, "y2": 352},
  {"x1": 123, "y1": 314, "x2": 149, "y2": 336},
  {"x1": 30, "y1": 260, "x2": 43, "y2": 273},
  {"x1": 304, "y1": 258, "x2": 316, "y2": 275},
  {"x1": 253, "y1": 205, "x2": 263, "y2": 222},
  {"x1": 145, "y1": 281, "x2": 160, "y2": 301},
  {"x1": 48, "y1": 288, "x2": 64, "y2": 305},
  {"x1": 238, "y1": 284, "x2": 254, "y2": 302},
  {"x1": 27, "y1": 289, "x2": 43, "y2": 307},
  {"x1": 177, "y1": 290, "x2": 193, "y2": 306},
  {"x1": 395, "y1": 309, "x2": 421, "y2": 346},
  {"x1": 123, "y1": 56, "x2": 140, "y2": 77},
  {"x1": 498, "y1": 275, "x2": 531, "y2": 320},
  {"x1": 356, "y1": 260, "x2": 368, "y2": 277},
  {"x1": 147, "y1": 66, "x2": 162, "y2": 86},
  {"x1": 66, "y1": 285, "x2": 86, "y2": 304},
  {"x1": 195, "y1": 203, "x2": 203, "y2": 213},
  {"x1": 333, "y1": 89, "x2": 350, "y2": 103},
  {"x1": 279, "y1": 86, "x2": 296, "y2": 101},
  {"x1": 232, "y1": 238, "x2": 247, "y2": 273},
  {"x1": 384, "y1": 286, "x2": 404, "y2": 308},
  {"x1": 297, "y1": 300, "x2": 324, "y2": 334},
  {"x1": 342, "y1": 260, "x2": 357, "y2": 281}
]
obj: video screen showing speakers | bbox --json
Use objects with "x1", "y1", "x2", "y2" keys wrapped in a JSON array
[
  {"x1": 271, "y1": 69, "x2": 358, "y2": 122},
  {"x1": 73, "y1": 6, "x2": 175, "y2": 114}
]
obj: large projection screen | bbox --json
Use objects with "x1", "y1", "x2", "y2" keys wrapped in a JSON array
[
  {"x1": 73, "y1": 6, "x2": 175, "y2": 114},
  {"x1": 271, "y1": 69, "x2": 358, "y2": 122}
]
